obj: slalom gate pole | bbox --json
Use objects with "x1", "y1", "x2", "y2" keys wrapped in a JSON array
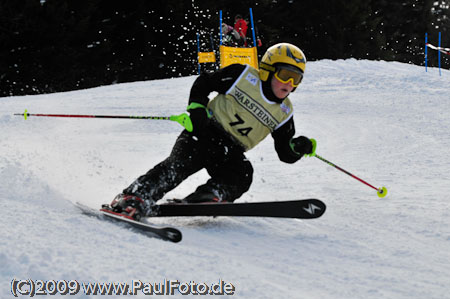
[
  {"x1": 249, "y1": 8, "x2": 257, "y2": 47},
  {"x1": 197, "y1": 33, "x2": 201, "y2": 75},
  {"x1": 438, "y1": 31, "x2": 442, "y2": 76},
  {"x1": 14, "y1": 109, "x2": 193, "y2": 132},
  {"x1": 313, "y1": 153, "x2": 387, "y2": 198},
  {"x1": 425, "y1": 32, "x2": 428, "y2": 72},
  {"x1": 219, "y1": 10, "x2": 223, "y2": 46}
]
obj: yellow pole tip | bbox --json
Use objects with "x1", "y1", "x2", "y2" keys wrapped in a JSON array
[{"x1": 377, "y1": 186, "x2": 388, "y2": 198}]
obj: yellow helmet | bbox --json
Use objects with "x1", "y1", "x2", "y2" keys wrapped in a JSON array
[{"x1": 259, "y1": 43, "x2": 306, "y2": 82}]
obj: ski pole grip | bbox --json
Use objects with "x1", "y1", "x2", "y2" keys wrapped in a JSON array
[
  {"x1": 307, "y1": 138, "x2": 317, "y2": 157},
  {"x1": 170, "y1": 113, "x2": 193, "y2": 132}
]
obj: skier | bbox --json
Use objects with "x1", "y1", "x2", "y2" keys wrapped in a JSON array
[
  {"x1": 222, "y1": 22, "x2": 245, "y2": 47},
  {"x1": 110, "y1": 43, "x2": 316, "y2": 220},
  {"x1": 233, "y1": 14, "x2": 248, "y2": 46}
]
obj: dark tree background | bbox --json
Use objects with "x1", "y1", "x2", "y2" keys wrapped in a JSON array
[{"x1": 0, "y1": 0, "x2": 449, "y2": 96}]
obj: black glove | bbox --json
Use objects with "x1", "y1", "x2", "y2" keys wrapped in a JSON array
[
  {"x1": 188, "y1": 108, "x2": 209, "y2": 136},
  {"x1": 291, "y1": 136, "x2": 313, "y2": 157}
]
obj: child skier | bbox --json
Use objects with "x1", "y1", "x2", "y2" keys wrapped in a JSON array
[{"x1": 110, "y1": 42, "x2": 316, "y2": 220}]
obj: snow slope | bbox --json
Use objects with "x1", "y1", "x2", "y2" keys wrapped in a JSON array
[{"x1": 1, "y1": 60, "x2": 449, "y2": 298}]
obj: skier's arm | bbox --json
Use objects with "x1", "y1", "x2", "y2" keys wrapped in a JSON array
[
  {"x1": 188, "y1": 64, "x2": 246, "y2": 106},
  {"x1": 188, "y1": 64, "x2": 246, "y2": 135},
  {"x1": 272, "y1": 118, "x2": 313, "y2": 163}
]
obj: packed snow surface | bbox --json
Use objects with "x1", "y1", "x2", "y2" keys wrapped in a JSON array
[{"x1": 1, "y1": 59, "x2": 449, "y2": 298}]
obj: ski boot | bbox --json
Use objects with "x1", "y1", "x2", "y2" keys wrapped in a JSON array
[
  {"x1": 183, "y1": 189, "x2": 223, "y2": 203},
  {"x1": 107, "y1": 193, "x2": 156, "y2": 221}
]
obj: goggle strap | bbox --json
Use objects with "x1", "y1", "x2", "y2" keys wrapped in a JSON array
[{"x1": 259, "y1": 62, "x2": 276, "y2": 72}]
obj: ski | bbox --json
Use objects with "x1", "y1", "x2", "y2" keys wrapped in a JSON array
[
  {"x1": 75, "y1": 202, "x2": 182, "y2": 243},
  {"x1": 154, "y1": 199, "x2": 326, "y2": 219},
  {"x1": 75, "y1": 199, "x2": 324, "y2": 242}
]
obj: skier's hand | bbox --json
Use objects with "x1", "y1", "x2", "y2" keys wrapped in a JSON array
[
  {"x1": 187, "y1": 103, "x2": 209, "y2": 136},
  {"x1": 291, "y1": 136, "x2": 316, "y2": 157}
]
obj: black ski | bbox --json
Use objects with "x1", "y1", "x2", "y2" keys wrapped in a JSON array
[
  {"x1": 75, "y1": 202, "x2": 182, "y2": 243},
  {"x1": 154, "y1": 199, "x2": 325, "y2": 219},
  {"x1": 75, "y1": 199, "x2": 324, "y2": 242}
]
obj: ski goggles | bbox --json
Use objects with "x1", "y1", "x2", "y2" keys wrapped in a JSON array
[{"x1": 274, "y1": 65, "x2": 304, "y2": 87}]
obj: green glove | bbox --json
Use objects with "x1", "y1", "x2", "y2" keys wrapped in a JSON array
[
  {"x1": 187, "y1": 102, "x2": 210, "y2": 135},
  {"x1": 290, "y1": 137, "x2": 317, "y2": 157},
  {"x1": 306, "y1": 138, "x2": 317, "y2": 157}
]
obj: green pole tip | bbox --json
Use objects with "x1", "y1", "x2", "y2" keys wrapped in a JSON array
[
  {"x1": 24, "y1": 109, "x2": 28, "y2": 120},
  {"x1": 377, "y1": 186, "x2": 388, "y2": 198}
]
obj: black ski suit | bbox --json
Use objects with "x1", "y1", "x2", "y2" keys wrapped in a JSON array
[{"x1": 123, "y1": 64, "x2": 305, "y2": 202}]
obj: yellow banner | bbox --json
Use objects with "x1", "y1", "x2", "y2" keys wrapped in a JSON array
[
  {"x1": 220, "y1": 46, "x2": 258, "y2": 69},
  {"x1": 198, "y1": 52, "x2": 216, "y2": 63}
]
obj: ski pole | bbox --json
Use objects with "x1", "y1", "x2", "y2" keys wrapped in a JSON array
[
  {"x1": 313, "y1": 153, "x2": 387, "y2": 198},
  {"x1": 14, "y1": 109, "x2": 193, "y2": 132}
]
